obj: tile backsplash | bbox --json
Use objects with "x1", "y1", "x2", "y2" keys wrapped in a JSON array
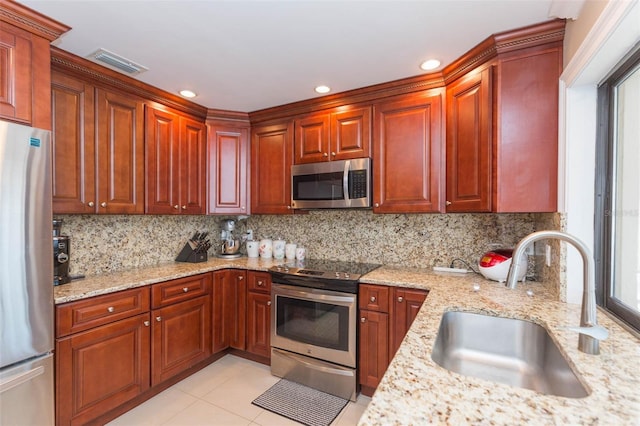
[{"x1": 57, "y1": 211, "x2": 561, "y2": 294}]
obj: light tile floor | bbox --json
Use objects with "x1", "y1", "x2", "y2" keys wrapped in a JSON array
[{"x1": 107, "y1": 354, "x2": 371, "y2": 426}]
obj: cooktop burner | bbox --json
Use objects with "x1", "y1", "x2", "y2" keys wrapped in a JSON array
[{"x1": 269, "y1": 259, "x2": 381, "y2": 293}]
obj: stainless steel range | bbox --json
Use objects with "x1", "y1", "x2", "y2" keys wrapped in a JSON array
[{"x1": 269, "y1": 259, "x2": 380, "y2": 401}]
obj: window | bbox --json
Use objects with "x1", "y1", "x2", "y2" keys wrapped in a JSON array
[{"x1": 595, "y1": 43, "x2": 640, "y2": 332}]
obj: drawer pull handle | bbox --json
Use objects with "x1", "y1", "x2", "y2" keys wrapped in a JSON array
[
  {"x1": 156, "y1": 316, "x2": 162, "y2": 322},
  {"x1": 370, "y1": 296, "x2": 376, "y2": 303},
  {"x1": 397, "y1": 296, "x2": 404, "y2": 303},
  {"x1": 107, "y1": 306, "x2": 115, "y2": 313},
  {"x1": 360, "y1": 317, "x2": 366, "y2": 323},
  {"x1": 267, "y1": 301, "x2": 272, "y2": 306},
  {"x1": 183, "y1": 287, "x2": 189, "y2": 293},
  {"x1": 144, "y1": 321, "x2": 150, "y2": 327}
]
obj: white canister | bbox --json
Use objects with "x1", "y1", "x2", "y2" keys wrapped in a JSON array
[
  {"x1": 246, "y1": 240, "x2": 259, "y2": 258},
  {"x1": 259, "y1": 238, "x2": 272, "y2": 258},
  {"x1": 285, "y1": 243, "x2": 297, "y2": 260},
  {"x1": 295, "y1": 247, "x2": 306, "y2": 261},
  {"x1": 273, "y1": 238, "x2": 286, "y2": 259}
]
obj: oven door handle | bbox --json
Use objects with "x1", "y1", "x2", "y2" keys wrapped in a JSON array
[
  {"x1": 343, "y1": 159, "x2": 350, "y2": 206},
  {"x1": 273, "y1": 284, "x2": 355, "y2": 305}
]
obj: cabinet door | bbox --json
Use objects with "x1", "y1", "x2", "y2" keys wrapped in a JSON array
[
  {"x1": 446, "y1": 67, "x2": 492, "y2": 212},
  {"x1": 145, "y1": 106, "x2": 180, "y2": 214},
  {"x1": 331, "y1": 106, "x2": 371, "y2": 161},
  {"x1": 212, "y1": 270, "x2": 227, "y2": 353},
  {"x1": 207, "y1": 123, "x2": 249, "y2": 214},
  {"x1": 246, "y1": 291, "x2": 271, "y2": 359},
  {"x1": 389, "y1": 288, "x2": 428, "y2": 359},
  {"x1": 51, "y1": 71, "x2": 96, "y2": 214},
  {"x1": 95, "y1": 89, "x2": 145, "y2": 213},
  {"x1": 151, "y1": 295, "x2": 212, "y2": 385},
  {"x1": 179, "y1": 116, "x2": 206, "y2": 214},
  {"x1": 358, "y1": 309, "x2": 388, "y2": 395},
  {"x1": 294, "y1": 113, "x2": 330, "y2": 164},
  {"x1": 250, "y1": 121, "x2": 293, "y2": 214},
  {"x1": 0, "y1": 23, "x2": 33, "y2": 124},
  {"x1": 228, "y1": 270, "x2": 247, "y2": 350},
  {"x1": 56, "y1": 314, "x2": 151, "y2": 426},
  {"x1": 373, "y1": 90, "x2": 444, "y2": 213}
]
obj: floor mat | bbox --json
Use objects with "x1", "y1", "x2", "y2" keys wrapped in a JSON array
[{"x1": 251, "y1": 379, "x2": 349, "y2": 426}]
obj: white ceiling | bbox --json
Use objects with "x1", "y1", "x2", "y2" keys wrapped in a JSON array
[{"x1": 23, "y1": 0, "x2": 569, "y2": 112}]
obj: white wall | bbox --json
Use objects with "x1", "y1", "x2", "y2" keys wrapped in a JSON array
[{"x1": 560, "y1": 0, "x2": 640, "y2": 303}]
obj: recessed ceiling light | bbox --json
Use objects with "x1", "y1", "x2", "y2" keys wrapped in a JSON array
[
  {"x1": 315, "y1": 85, "x2": 331, "y2": 94},
  {"x1": 419, "y1": 59, "x2": 441, "y2": 71},
  {"x1": 179, "y1": 89, "x2": 197, "y2": 98}
]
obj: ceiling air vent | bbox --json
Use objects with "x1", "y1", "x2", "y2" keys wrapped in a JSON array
[{"x1": 87, "y1": 48, "x2": 148, "y2": 75}]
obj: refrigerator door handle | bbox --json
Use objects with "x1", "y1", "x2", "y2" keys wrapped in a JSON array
[{"x1": 0, "y1": 365, "x2": 44, "y2": 394}]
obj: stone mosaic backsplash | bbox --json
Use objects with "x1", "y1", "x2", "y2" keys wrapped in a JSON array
[{"x1": 58, "y1": 211, "x2": 561, "y2": 293}]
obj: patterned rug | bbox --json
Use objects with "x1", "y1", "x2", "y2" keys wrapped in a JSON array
[{"x1": 251, "y1": 379, "x2": 349, "y2": 426}]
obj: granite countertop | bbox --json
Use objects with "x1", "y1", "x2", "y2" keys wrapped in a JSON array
[
  {"x1": 358, "y1": 266, "x2": 640, "y2": 425},
  {"x1": 54, "y1": 260, "x2": 640, "y2": 424}
]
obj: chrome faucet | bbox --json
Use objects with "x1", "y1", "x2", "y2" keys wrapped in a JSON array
[{"x1": 506, "y1": 230, "x2": 607, "y2": 355}]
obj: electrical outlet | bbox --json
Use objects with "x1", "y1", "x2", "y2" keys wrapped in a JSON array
[{"x1": 545, "y1": 244, "x2": 551, "y2": 267}]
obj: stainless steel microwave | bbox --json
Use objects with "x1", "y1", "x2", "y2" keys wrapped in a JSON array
[{"x1": 291, "y1": 158, "x2": 372, "y2": 209}]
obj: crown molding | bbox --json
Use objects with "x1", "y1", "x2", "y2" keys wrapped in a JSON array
[{"x1": 0, "y1": 0, "x2": 70, "y2": 41}]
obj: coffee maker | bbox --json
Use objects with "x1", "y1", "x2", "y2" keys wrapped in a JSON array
[{"x1": 53, "y1": 219, "x2": 70, "y2": 285}]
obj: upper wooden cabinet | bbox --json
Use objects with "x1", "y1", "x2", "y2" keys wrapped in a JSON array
[
  {"x1": 251, "y1": 121, "x2": 294, "y2": 214},
  {"x1": 145, "y1": 105, "x2": 206, "y2": 214},
  {"x1": 373, "y1": 90, "x2": 445, "y2": 213},
  {"x1": 445, "y1": 67, "x2": 493, "y2": 212},
  {"x1": 52, "y1": 74, "x2": 145, "y2": 214},
  {"x1": 294, "y1": 106, "x2": 371, "y2": 164},
  {"x1": 0, "y1": 2, "x2": 69, "y2": 128},
  {"x1": 207, "y1": 119, "x2": 250, "y2": 215}
]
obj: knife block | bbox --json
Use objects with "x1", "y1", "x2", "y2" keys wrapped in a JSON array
[{"x1": 175, "y1": 242, "x2": 208, "y2": 263}]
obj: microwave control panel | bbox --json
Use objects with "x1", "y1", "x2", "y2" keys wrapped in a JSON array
[{"x1": 349, "y1": 170, "x2": 368, "y2": 199}]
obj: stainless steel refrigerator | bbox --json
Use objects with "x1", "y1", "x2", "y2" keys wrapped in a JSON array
[{"x1": 0, "y1": 120, "x2": 54, "y2": 425}]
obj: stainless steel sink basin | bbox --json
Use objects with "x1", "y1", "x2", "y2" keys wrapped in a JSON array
[{"x1": 431, "y1": 311, "x2": 589, "y2": 398}]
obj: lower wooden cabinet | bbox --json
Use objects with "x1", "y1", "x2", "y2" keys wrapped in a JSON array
[
  {"x1": 151, "y1": 295, "x2": 211, "y2": 385},
  {"x1": 246, "y1": 271, "x2": 272, "y2": 359},
  {"x1": 212, "y1": 270, "x2": 247, "y2": 352},
  {"x1": 358, "y1": 284, "x2": 428, "y2": 395},
  {"x1": 55, "y1": 313, "x2": 151, "y2": 426}
]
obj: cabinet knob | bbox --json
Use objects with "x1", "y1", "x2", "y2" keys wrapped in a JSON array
[
  {"x1": 257, "y1": 280, "x2": 264, "y2": 286},
  {"x1": 397, "y1": 296, "x2": 404, "y2": 303},
  {"x1": 287, "y1": 205, "x2": 292, "y2": 210},
  {"x1": 374, "y1": 203, "x2": 380, "y2": 208},
  {"x1": 241, "y1": 206, "x2": 245, "y2": 210},
  {"x1": 174, "y1": 205, "x2": 179, "y2": 209},
  {"x1": 144, "y1": 321, "x2": 150, "y2": 327},
  {"x1": 267, "y1": 301, "x2": 272, "y2": 306},
  {"x1": 238, "y1": 276, "x2": 244, "y2": 281},
  {"x1": 183, "y1": 287, "x2": 189, "y2": 293},
  {"x1": 446, "y1": 201, "x2": 452, "y2": 206},
  {"x1": 370, "y1": 296, "x2": 376, "y2": 303},
  {"x1": 107, "y1": 306, "x2": 115, "y2": 313},
  {"x1": 181, "y1": 205, "x2": 186, "y2": 210},
  {"x1": 100, "y1": 202, "x2": 107, "y2": 208},
  {"x1": 331, "y1": 152, "x2": 336, "y2": 156},
  {"x1": 323, "y1": 152, "x2": 328, "y2": 157},
  {"x1": 87, "y1": 201, "x2": 95, "y2": 207},
  {"x1": 360, "y1": 317, "x2": 366, "y2": 323},
  {"x1": 156, "y1": 316, "x2": 162, "y2": 322}
]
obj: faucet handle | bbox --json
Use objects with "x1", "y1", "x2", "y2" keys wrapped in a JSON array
[{"x1": 563, "y1": 325, "x2": 609, "y2": 340}]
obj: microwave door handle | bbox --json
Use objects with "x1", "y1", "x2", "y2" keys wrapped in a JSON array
[{"x1": 343, "y1": 160, "x2": 350, "y2": 206}]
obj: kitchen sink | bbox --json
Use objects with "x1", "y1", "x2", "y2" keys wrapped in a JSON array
[{"x1": 431, "y1": 311, "x2": 589, "y2": 398}]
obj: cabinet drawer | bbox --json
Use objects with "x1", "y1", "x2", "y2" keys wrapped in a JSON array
[
  {"x1": 56, "y1": 287, "x2": 150, "y2": 337},
  {"x1": 247, "y1": 271, "x2": 271, "y2": 293},
  {"x1": 359, "y1": 284, "x2": 390, "y2": 312},
  {"x1": 151, "y1": 273, "x2": 212, "y2": 308}
]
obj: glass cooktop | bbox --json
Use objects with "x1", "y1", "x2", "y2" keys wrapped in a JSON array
[{"x1": 269, "y1": 259, "x2": 381, "y2": 281}]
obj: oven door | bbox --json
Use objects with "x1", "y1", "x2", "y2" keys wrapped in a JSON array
[{"x1": 271, "y1": 283, "x2": 357, "y2": 368}]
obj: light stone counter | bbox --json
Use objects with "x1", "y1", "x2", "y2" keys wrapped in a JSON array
[
  {"x1": 53, "y1": 257, "x2": 283, "y2": 304},
  {"x1": 358, "y1": 265, "x2": 640, "y2": 425},
  {"x1": 54, "y1": 261, "x2": 640, "y2": 424}
]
